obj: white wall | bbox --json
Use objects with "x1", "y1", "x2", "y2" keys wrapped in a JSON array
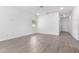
[
  {"x1": 37, "y1": 12, "x2": 59, "y2": 35},
  {"x1": 70, "y1": 7, "x2": 79, "y2": 40},
  {"x1": 68, "y1": 16, "x2": 72, "y2": 34},
  {"x1": 0, "y1": 7, "x2": 34, "y2": 41}
]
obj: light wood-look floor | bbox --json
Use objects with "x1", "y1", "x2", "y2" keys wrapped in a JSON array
[{"x1": 0, "y1": 32, "x2": 79, "y2": 53}]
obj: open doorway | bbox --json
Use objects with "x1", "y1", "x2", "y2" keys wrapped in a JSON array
[{"x1": 59, "y1": 14, "x2": 71, "y2": 35}]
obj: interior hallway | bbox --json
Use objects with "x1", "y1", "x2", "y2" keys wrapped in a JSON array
[{"x1": 0, "y1": 32, "x2": 79, "y2": 53}]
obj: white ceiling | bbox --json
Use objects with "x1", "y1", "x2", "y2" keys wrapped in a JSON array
[{"x1": 17, "y1": 6, "x2": 74, "y2": 16}]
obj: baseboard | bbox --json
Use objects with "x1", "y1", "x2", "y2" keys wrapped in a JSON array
[
  {"x1": 37, "y1": 33, "x2": 59, "y2": 37},
  {"x1": 0, "y1": 32, "x2": 35, "y2": 41},
  {"x1": 37, "y1": 32, "x2": 59, "y2": 36}
]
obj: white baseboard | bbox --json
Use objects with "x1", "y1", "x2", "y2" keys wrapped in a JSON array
[
  {"x1": 0, "y1": 32, "x2": 35, "y2": 41},
  {"x1": 38, "y1": 32, "x2": 59, "y2": 36}
]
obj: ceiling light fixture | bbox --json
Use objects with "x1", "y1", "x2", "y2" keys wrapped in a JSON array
[{"x1": 60, "y1": 7, "x2": 64, "y2": 10}]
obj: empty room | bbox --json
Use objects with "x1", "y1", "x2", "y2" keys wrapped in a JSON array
[{"x1": 0, "y1": 6, "x2": 79, "y2": 53}]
